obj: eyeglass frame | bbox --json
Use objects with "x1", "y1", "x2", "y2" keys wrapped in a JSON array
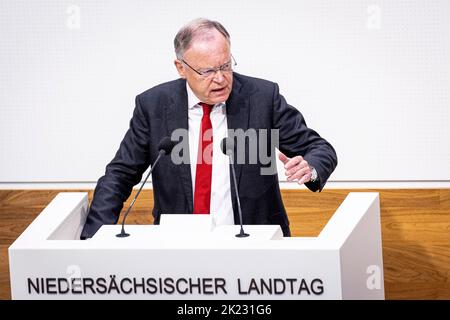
[{"x1": 180, "y1": 55, "x2": 237, "y2": 79}]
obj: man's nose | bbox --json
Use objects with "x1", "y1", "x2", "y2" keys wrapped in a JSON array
[{"x1": 212, "y1": 70, "x2": 225, "y2": 83}]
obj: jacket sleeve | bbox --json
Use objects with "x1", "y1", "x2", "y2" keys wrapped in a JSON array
[
  {"x1": 80, "y1": 95, "x2": 151, "y2": 239},
  {"x1": 272, "y1": 83, "x2": 338, "y2": 192}
]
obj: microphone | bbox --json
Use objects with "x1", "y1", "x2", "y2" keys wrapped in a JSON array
[
  {"x1": 221, "y1": 137, "x2": 249, "y2": 238},
  {"x1": 116, "y1": 136, "x2": 177, "y2": 238}
]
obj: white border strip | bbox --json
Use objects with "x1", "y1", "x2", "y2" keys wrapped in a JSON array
[{"x1": 1, "y1": 181, "x2": 450, "y2": 189}]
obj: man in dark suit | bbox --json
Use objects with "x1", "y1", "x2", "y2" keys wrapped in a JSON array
[{"x1": 80, "y1": 18, "x2": 337, "y2": 240}]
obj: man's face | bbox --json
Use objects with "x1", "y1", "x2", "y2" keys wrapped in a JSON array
[{"x1": 174, "y1": 30, "x2": 233, "y2": 105}]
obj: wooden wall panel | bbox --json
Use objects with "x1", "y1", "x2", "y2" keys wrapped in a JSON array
[{"x1": 0, "y1": 189, "x2": 449, "y2": 300}]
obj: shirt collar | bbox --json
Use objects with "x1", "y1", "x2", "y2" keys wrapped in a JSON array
[{"x1": 186, "y1": 82, "x2": 225, "y2": 110}]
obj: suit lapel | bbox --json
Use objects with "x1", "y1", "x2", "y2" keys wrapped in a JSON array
[
  {"x1": 226, "y1": 75, "x2": 252, "y2": 191},
  {"x1": 166, "y1": 79, "x2": 194, "y2": 213}
]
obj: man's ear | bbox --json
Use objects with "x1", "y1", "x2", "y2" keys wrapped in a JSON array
[{"x1": 174, "y1": 59, "x2": 186, "y2": 79}]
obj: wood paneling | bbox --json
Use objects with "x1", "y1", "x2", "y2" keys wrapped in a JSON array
[
  {"x1": 0, "y1": 189, "x2": 449, "y2": 300},
  {"x1": 0, "y1": 245, "x2": 10, "y2": 300}
]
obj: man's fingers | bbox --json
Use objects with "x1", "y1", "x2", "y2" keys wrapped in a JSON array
[
  {"x1": 284, "y1": 156, "x2": 304, "y2": 170},
  {"x1": 285, "y1": 161, "x2": 308, "y2": 176},
  {"x1": 282, "y1": 154, "x2": 311, "y2": 185},
  {"x1": 286, "y1": 166, "x2": 310, "y2": 182},
  {"x1": 298, "y1": 172, "x2": 312, "y2": 185}
]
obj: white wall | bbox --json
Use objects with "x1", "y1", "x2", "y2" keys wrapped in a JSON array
[{"x1": 1, "y1": 0, "x2": 449, "y2": 185}]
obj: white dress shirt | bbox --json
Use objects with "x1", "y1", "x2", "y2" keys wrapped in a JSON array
[{"x1": 186, "y1": 83, "x2": 234, "y2": 226}]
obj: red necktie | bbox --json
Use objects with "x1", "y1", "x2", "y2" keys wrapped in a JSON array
[{"x1": 193, "y1": 103, "x2": 213, "y2": 214}]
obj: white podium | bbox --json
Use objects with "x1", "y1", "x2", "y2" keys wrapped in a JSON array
[{"x1": 9, "y1": 192, "x2": 384, "y2": 300}]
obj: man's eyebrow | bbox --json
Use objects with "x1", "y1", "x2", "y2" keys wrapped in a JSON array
[{"x1": 199, "y1": 60, "x2": 232, "y2": 70}]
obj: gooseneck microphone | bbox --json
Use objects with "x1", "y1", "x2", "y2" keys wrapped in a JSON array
[
  {"x1": 221, "y1": 137, "x2": 249, "y2": 238},
  {"x1": 116, "y1": 137, "x2": 177, "y2": 238}
]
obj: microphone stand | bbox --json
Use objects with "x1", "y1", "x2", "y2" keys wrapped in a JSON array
[
  {"x1": 116, "y1": 150, "x2": 165, "y2": 238},
  {"x1": 228, "y1": 152, "x2": 249, "y2": 238}
]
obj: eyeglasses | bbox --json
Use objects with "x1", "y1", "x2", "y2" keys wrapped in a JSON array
[{"x1": 181, "y1": 55, "x2": 237, "y2": 79}]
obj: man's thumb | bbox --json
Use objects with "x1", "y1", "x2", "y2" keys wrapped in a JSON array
[{"x1": 278, "y1": 152, "x2": 289, "y2": 164}]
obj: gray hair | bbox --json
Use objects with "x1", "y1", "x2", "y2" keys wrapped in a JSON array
[{"x1": 174, "y1": 18, "x2": 230, "y2": 59}]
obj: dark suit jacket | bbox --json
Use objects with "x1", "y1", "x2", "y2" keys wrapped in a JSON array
[{"x1": 80, "y1": 73, "x2": 337, "y2": 239}]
